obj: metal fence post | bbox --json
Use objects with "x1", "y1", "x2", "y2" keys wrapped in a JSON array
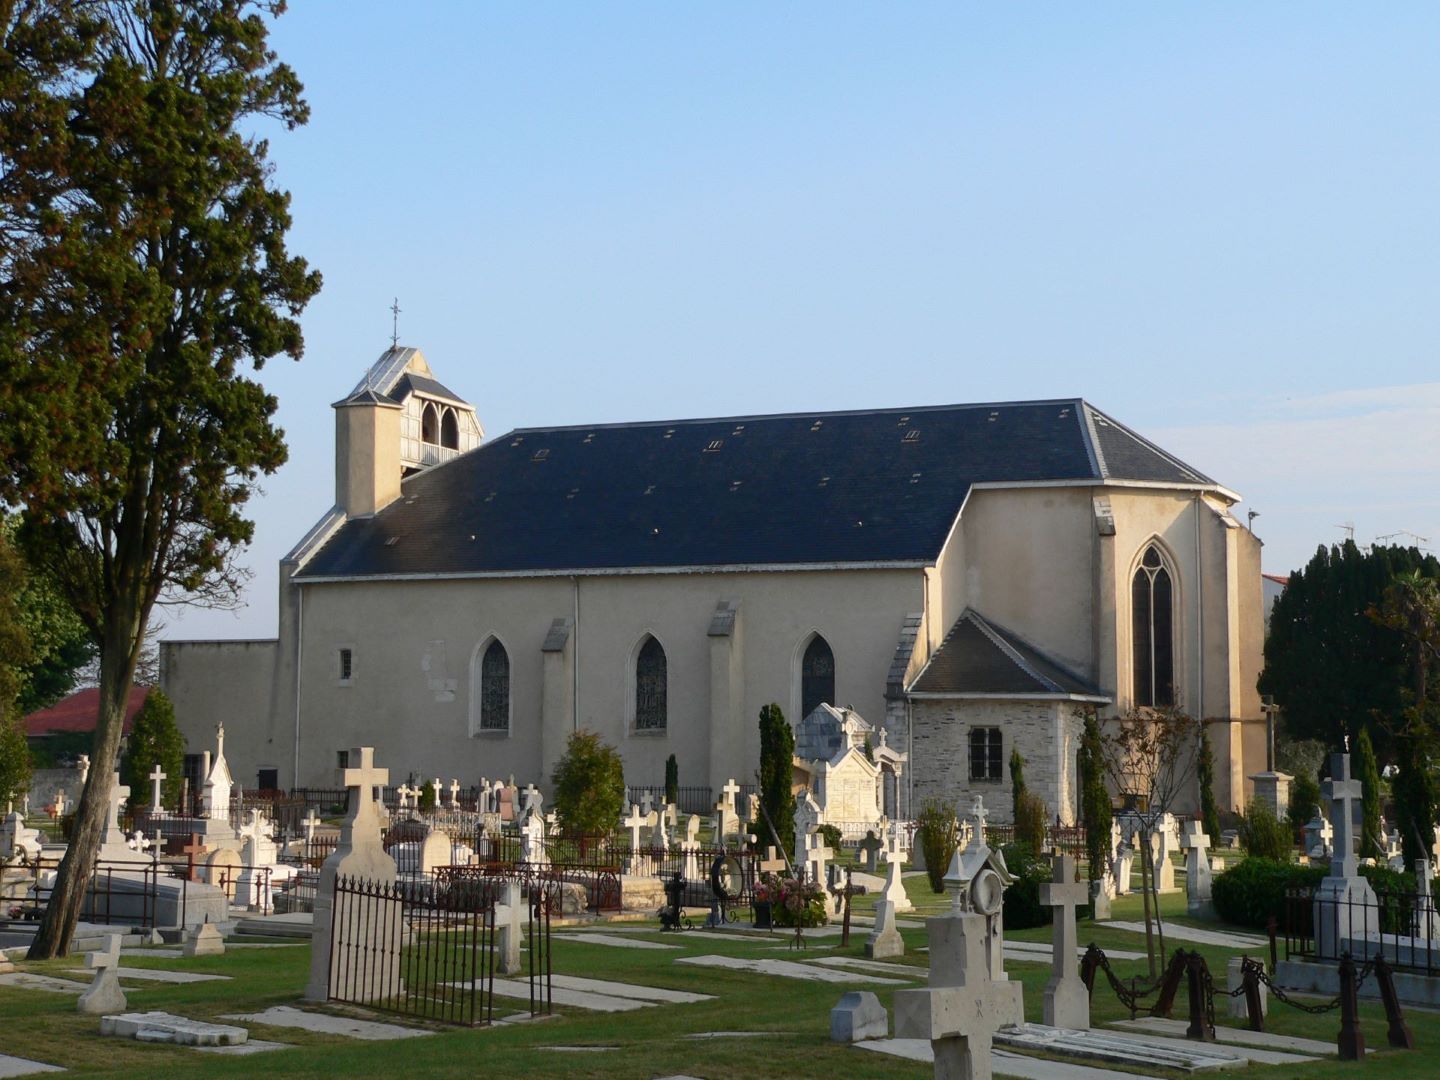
[{"x1": 1337, "y1": 953, "x2": 1365, "y2": 1061}]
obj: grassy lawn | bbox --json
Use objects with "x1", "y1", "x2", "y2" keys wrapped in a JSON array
[{"x1": 1, "y1": 875, "x2": 1436, "y2": 1078}]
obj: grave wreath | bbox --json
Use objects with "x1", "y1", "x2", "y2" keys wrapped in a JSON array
[{"x1": 760, "y1": 871, "x2": 826, "y2": 928}]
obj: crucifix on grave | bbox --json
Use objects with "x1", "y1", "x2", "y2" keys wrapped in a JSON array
[
  {"x1": 77, "y1": 933, "x2": 126, "y2": 1015},
  {"x1": 1182, "y1": 820, "x2": 1213, "y2": 917},
  {"x1": 970, "y1": 794, "x2": 989, "y2": 847},
  {"x1": 449, "y1": 778, "x2": 461, "y2": 808},
  {"x1": 148, "y1": 764, "x2": 167, "y2": 813},
  {"x1": 623, "y1": 804, "x2": 649, "y2": 875},
  {"x1": 1314, "y1": 752, "x2": 1380, "y2": 958},
  {"x1": 495, "y1": 879, "x2": 525, "y2": 975},
  {"x1": 521, "y1": 782, "x2": 542, "y2": 817},
  {"x1": 1040, "y1": 853, "x2": 1090, "y2": 1030},
  {"x1": 429, "y1": 777, "x2": 443, "y2": 810}
]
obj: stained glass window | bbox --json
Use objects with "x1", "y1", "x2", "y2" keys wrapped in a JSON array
[
  {"x1": 636, "y1": 636, "x2": 667, "y2": 730},
  {"x1": 480, "y1": 640, "x2": 509, "y2": 730},
  {"x1": 801, "y1": 635, "x2": 835, "y2": 718},
  {"x1": 1132, "y1": 545, "x2": 1175, "y2": 707}
]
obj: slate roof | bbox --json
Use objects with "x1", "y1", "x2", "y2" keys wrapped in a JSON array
[
  {"x1": 296, "y1": 399, "x2": 1223, "y2": 580},
  {"x1": 909, "y1": 610, "x2": 1108, "y2": 700}
]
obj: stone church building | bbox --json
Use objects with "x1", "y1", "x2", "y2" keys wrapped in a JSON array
[{"x1": 160, "y1": 347, "x2": 1266, "y2": 823}]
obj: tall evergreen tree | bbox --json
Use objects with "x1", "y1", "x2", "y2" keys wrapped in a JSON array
[
  {"x1": 1196, "y1": 727, "x2": 1221, "y2": 843},
  {"x1": 758, "y1": 703, "x2": 796, "y2": 859},
  {"x1": 122, "y1": 688, "x2": 185, "y2": 811},
  {"x1": 1079, "y1": 710, "x2": 1113, "y2": 884},
  {"x1": 1, "y1": 1, "x2": 320, "y2": 958},
  {"x1": 1261, "y1": 542, "x2": 1440, "y2": 757},
  {"x1": 1009, "y1": 747, "x2": 1027, "y2": 822},
  {"x1": 0, "y1": 528, "x2": 32, "y2": 808},
  {"x1": 1353, "y1": 728, "x2": 1384, "y2": 858},
  {"x1": 664, "y1": 753, "x2": 678, "y2": 807}
]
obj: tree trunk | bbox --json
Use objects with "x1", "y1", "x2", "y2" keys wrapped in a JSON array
[
  {"x1": 27, "y1": 612, "x2": 140, "y2": 959},
  {"x1": 1140, "y1": 828, "x2": 1157, "y2": 977}
]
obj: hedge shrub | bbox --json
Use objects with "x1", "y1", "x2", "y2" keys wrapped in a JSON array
[
  {"x1": 1238, "y1": 797, "x2": 1292, "y2": 861},
  {"x1": 1212, "y1": 856, "x2": 1418, "y2": 931},
  {"x1": 1001, "y1": 843, "x2": 1086, "y2": 929}
]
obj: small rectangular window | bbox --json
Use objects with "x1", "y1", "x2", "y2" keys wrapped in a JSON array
[
  {"x1": 257, "y1": 768, "x2": 279, "y2": 791},
  {"x1": 338, "y1": 647, "x2": 354, "y2": 684},
  {"x1": 704, "y1": 439, "x2": 724, "y2": 452},
  {"x1": 336, "y1": 749, "x2": 350, "y2": 769},
  {"x1": 969, "y1": 727, "x2": 1003, "y2": 782}
]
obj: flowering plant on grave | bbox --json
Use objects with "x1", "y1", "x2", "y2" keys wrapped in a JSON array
[{"x1": 767, "y1": 872, "x2": 826, "y2": 928}]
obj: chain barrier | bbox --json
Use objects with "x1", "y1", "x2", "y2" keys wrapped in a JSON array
[
  {"x1": 1243, "y1": 954, "x2": 1375, "y2": 1015},
  {"x1": 1081, "y1": 944, "x2": 1186, "y2": 1019}
]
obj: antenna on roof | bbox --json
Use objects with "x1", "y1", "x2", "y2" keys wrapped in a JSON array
[{"x1": 389, "y1": 297, "x2": 402, "y2": 348}]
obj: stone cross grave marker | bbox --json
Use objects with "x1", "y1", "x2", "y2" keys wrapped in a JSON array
[
  {"x1": 96, "y1": 771, "x2": 133, "y2": 860},
  {"x1": 970, "y1": 794, "x2": 989, "y2": 847},
  {"x1": 77, "y1": 933, "x2": 126, "y2": 1015},
  {"x1": 1182, "y1": 820, "x2": 1213, "y2": 916},
  {"x1": 449, "y1": 778, "x2": 460, "y2": 808},
  {"x1": 302, "y1": 808, "x2": 320, "y2": 844},
  {"x1": 759, "y1": 845, "x2": 788, "y2": 875},
  {"x1": 720, "y1": 777, "x2": 741, "y2": 812},
  {"x1": 894, "y1": 911, "x2": 1021, "y2": 1080},
  {"x1": 78, "y1": 753, "x2": 90, "y2": 783},
  {"x1": 1304, "y1": 810, "x2": 1333, "y2": 859},
  {"x1": 1039, "y1": 853, "x2": 1090, "y2": 1030},
  {"x1": 148, "y1": 764, "x2": 167, "y2": 813},
  {"x1": 640, "y1": 790, "x2": 654, "y2": 819},
  {"x1": 496, "y1": 879, "x2": 525, "y2": 974},
  {"x1": 1325, "y1": 755, "x2": 1363, "y2": 877},
  {"x1": 866, "y1": 897, "x2": 905, "y2": 959},
  {"x1": 858, "y1": 830, "x2": 884, "y2": 873},
  {"x1": 881, "y1": 823, "x2": 913, "y2": 913},
  {"x1": 624, "y1": 804, "x2": 649, "y2": 875},
  {"x1": 685, "y1": 813, "x2": 701, "y2": 843},
  {"x1": 805, "y1": 832, "x2": 835, "y2": 916},
  {"x1": 305, "y1": 746, "x2": 398, "y2": 1004},
  {"x1": 522, "y1": 783, "x2": 542, "y2": 817},
  {"x1": 430, "y1": 778, "x2": 442, "y2": 809}
]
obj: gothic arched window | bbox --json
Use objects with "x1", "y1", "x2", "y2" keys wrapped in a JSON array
[
  {"x1": 1132, "y1": 545, "x2": 1175, "y2": 707},
  {"x1": 635, "y1": 636, "x2": 667, "y2": 731},
  {"x1": 801, "y1": 634, "x2": 835, "y2": 718},
  {"x1": 440, "y1": 407, "x2": 459, "y2": 450},
  {"x1": 478, "y1": 639, "x2": 510, "y2": 731},
  {"x1": 421, "y1": 402, "x2": 439, "y2": 444}
]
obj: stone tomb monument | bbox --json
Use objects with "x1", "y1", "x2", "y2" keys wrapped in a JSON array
[
  {"x1": 1313, "y1": 752, "x2": 1379, "y2": 958},
  {"x1": 305, "y1": 747, "x2": 401, "y2": 1004},
  {"x1": 866, "y1": 898, "x2": 905, "y2": 959},
  {"x1": 1039, "y1": 853, "x2": 1089, "y2": 1030},
  {"x1": 1182, "y1": 819, "x2": 1214, "y2": 918}
]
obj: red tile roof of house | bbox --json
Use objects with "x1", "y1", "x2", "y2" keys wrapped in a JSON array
[{"x1": 23, "y1": 686, "x2": 150, "y2": 737}]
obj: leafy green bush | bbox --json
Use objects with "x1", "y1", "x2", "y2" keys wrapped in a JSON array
[
  {"x1": 1213, "y1": 856, "x2": 1419, "y2": 931},
  {"x1": 1239, "y1": 797, "x2": 1292, "y2": 861},
  {"x1": 1287, "y1": 771, "x2": 1322, "y2": 840},
  {"x1": 915, "y1": 799, "x2": 961, "y2": 893},
  {"x1": 551, "y1": 729, "x2": 625, "y2": 835},
  {"x1": 817, "y1": 823, "x2": 843, "y2": 851},
  {"x1": 1001, "y1": 843, "x2": 1078, "y2": 930},
  {"x1": 1014, "y1": 789, "x2": 1048, "y2": 851}
]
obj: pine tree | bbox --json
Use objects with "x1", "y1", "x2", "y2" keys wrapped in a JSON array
[
  {"x1": 1197, "y1": 727, "x2": 1221, "y2": 842},
  {"x1": 1009, "y1": 748, "x2": 1027, "y2": 821},
  {"x1": 1353, "y1": 727, "x2": 1384, "y2": 858},
  {"x1": 1079, "y1": 710, "x2": 1113, "y2": 884},
  {"x1": 551, "y1": 730, "x2": 625, "y2": 836},
  {"x1": 758, "y1": 703, "x2": 796, "y2": 859},
  {"x1": 664, "y1": 753, "x2": 678, "y2": 806},
  {"x1": 122, "y1": 689, "x2": 186, "y2": 811}
]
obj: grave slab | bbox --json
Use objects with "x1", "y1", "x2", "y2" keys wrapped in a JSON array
[
  {"x1": 68, "y1": 967, "x2": 230, "y2": 984},
  {"x1": 1101, "y1": 921, "x2": 1266, "y2": 950},
  {"x1": 484, "y1": 979, "x2": 649, "y2": 1012},
  {"x1": 1003, "y1": 940, "x2": 1148, "y2": 963},
  {"x1": 100, "y1": 1011, "x2": 247, "y2": 1046},
  {"x1": 555, "y1": 932, "x2": 680, "y2": 951},
  {"x1": 683, "y1": 1031, "x2": 788, "y2": 1039},
  {"x1": 804, "y1": 956, "x2": 923, "y2": 977},
  {"x1": 0, "y1": 973, "x2": 87, "y2": 994},
  {"x1": 1112, "y1": 1017, "x2": 1362, "y2": 1056},
  {"x1": 119, "y1": 949, "x2": 183, "y2": 959},
  {"x1": 546, "y1": 974, "x2": 712, "y2": 1003},
  {"x1": 995, "y1": 1023, "x2": 1317, "y2": 1069},
  {"x1": 192, "y1": 1040, "x2": 292, "y2": 1056},
  {"x1": 856, "y1": 1040, "x2": 1167, "y2": 1080},
  {"x1": 676, "y1": 954, "x2": 911, "y2": 984},
  {"x1": 0, "y1": 1055, "x2": 64, "y2": 1078},
  {"x1": 220, "y1": 1006, "x2": 431, "y2": 1040}
]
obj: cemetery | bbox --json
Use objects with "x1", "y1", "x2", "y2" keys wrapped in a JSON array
[{"x1": 4, "y1": 722, "x2": 1440, "y2": 1080}]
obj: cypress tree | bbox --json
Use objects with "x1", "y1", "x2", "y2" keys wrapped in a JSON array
[
  {"x1": 664, "y1": 753, "x2": 678, "y2": 806},
  {"x1": 1353, "y1": 728, "x2": 1384, "y2": 858},
  {"x1": 123, "y1": 689, "x2": 186, "y2": 811},
  {"x1": 1009, "y1": 748, "x2": 1027, "y2": 822},
  {"x1": 1197, "y1": 727, "x2": 1221, "y2": 843},
  {"x1": 1079, "y1": 711, "x2": 1113, "y2": 884},
  {"x1": 758, "y1": 704, "x2": 797, "y2": 859}
]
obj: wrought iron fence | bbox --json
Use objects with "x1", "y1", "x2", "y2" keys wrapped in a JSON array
[
  {"x1": 1286, "y1": 884, "x2": 1440, "y2": 976},
  {"x1": 328, "y1": 872, "x2": 498, "y2": 1026}
]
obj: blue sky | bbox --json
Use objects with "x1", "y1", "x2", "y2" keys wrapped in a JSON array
[{"x1": 165, "y1": 3, "x2": 1440, "y2": 639}]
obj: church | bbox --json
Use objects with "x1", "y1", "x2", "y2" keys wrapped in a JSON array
[{"x1": 160, "y1": 347, "x2": 1266, "y2": 824}]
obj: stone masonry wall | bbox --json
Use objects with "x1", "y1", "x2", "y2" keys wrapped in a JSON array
[{"x1": 909, "y1": 699, "x2": 1086, "y2": 825}]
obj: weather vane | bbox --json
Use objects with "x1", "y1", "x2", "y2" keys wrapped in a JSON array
[{"x1": 389, "y1": 297, "x2": 402, "y2": 348}]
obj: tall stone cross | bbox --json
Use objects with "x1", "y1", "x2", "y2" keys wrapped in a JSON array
[
  {"x1": 970, "y1": 794, "x2": 989, "y2": 846},
  {"x1": 1182, "y1": 820, "x2": 1213, "y2": 913},
  {"x1": 893, "y1": 911, "x2": 1019, "y2": 1079},
  {"x1": 449, "y1": 778, "x2": 461, "y2": 808},
  {"x1": 720, "y1": 777, "x2": 741, "y2": 813},
  {"x1": 77, "y1": 932, "x2": 126, "y2": 1015},
  {"x1": 805, "y1": 832, "x2": 834, "y2": 895},
  {"x1": 624, "y1": 804, "x2": 648, "y2": 850},
  {"x1": 1323, "y1": 752, "x2": 1363, "y2": 878},
  {"x1": 302, "y1": 808, "x2": 320, "y2": 843},
  {"x1": 430, "y1": 777, "x2": 443, "y2": 809},
  {"x1": 495, "y1": 879, "x2": 525, "y2": 975},
  {"x1": 148, "y1": 764, "x2": 167, "y2": 813},
  {"x1": 342, "y1": 749, "x2": 390, "y2": 833},
  {"x1": 1039, "y1": 853, "x2": 1090, "y2": 1030},
  {"x1": 103, "y1": 772, "x2": 131, "y2": 848},
  {"x1": 759, "y1": 845, "x2": 789, "y2": 875},
  {"x1": 522, "y1": 783, "x2": 542, "y2": 816}
]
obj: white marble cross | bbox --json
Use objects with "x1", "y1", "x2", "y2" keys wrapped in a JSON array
[
  {"x1": 302, "y1": 808, "x2": 320, "y2": 843},
  {"x1": 685, "y1": 813, "x2": 701, "y2": 843},
  {"x1": 720, "y1": 777, "x2": 741, "y2": 812},
  {"x1": 1323, "y1": 753, "x2": 1364, "y2": 877},
  {"x1": 970, "y1": 794, "x2": 989, "y2": 845},
  {"x1": 1182, "y1": 820, "x2": 1213, "y2": 910},
  {"x1": 449, "y1": 778, "x2": 461, "y2": 808},
  {"x1": 495, "y1": 880, "x2": 525, "y2": 974},
  {"x1": 624, "y1": 804, "x2": 648, "y2": 850},
  {"x1": 1039, "y1": 853, "x2": 1090, "y2": 1030},
  {"x1": 341, "y1": 747, "x2": 389, "y2": 824},
  {"x1": 430, "y1": 778, "x2": 443, "y2": 808},
  {"x1": 78, "y1": 753, "x2": 91, "y2": 784},
  {"x1": 104, "y1": 772, "x2": 131, "y2": 846},
  {"x1": 148, "y1": 764, "x2": 167, "y2": 812},
  {"x1": 805, "y1": 832, "x2": 834, "y2": 895},
  {"x1": 521, "y1": 783, "x2": 542, "y2": 816}
]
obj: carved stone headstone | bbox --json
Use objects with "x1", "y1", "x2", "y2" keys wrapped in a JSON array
[
  {"x1": 1314, "y1": 753, "x2": 1379, "y2": 958},
  {"x1": 866, "y1": 898, "x2": 905, "y2": 959},
  {"x1": 77, "y1": 934, "x2": 127, "y2": 1015},
  {"x1": 1182, "y1": 820, "x2": 1213, "y2": 917},
  {"x1": 1039, "y1": 853, "x2": 1089, "y2": 1030}
]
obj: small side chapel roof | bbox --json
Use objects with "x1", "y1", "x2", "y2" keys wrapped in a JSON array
[
  {"x1": 296, "y1": 398, "x2": 1225, "y2": 580},
  {"x1": 909, "y1": 609, "x2": 1109, "y2": 701}
]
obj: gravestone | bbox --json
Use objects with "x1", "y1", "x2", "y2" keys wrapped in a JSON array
[
  {"x1": 201, "y1": 724, "x2": 233, "y2": 821},
  {"x1": 1039, "y1": 853, "x2": 1089, "y2": 1030},
  {"x1": 893, "y1": 910, "x2": 1022, "y2": 1079},
  {"x1": 77, "y1": 934, "x2": 127, "y2": 1015},
  {"x1": 1304, "y1": 810, "x2": 1333, "y2": 860},
  {"x1": 429, "y1": 778, "x2": 443, "y2": 809},
  {"x1": 495, "y1": 880, "x2": 524, "y2": 975},
  {"x1": 1182, "y1": 820, "x2": 1213, "y2": 917},
  {"x1": 1150, "y1": 820, "x2": 1178, "y2": 893},
  {"x1": 1313, "y1": 753, "x2": 1379, "y2": 958},
  {"x1": 304, "y1": 746, "x2": 400, "y2": 1003},
  {"x1": 520, "y1": 811, "x2": 548, "y2": 867},
  {"x1": 1248, "y1": 771, "x2": 1293, "y2": 820},
  {"x1": 1114, "y1": 842, "x2": 1134, "y2": 895},
  {"x1": 418, "y1": 829, "x2": 453, "y2": 874},
  {"x1": 1227, "y1": 957, "x2": 1266, "y2": 1020},
  {"x1": 184, "y1": 919, "x2": 225, "y2": 958},
  {"x1": 969, "y1": 794, "x2": 989, "y2": 847},
  {"x1": 148, "y1": 764, "x2": 167, "y2": 813},
  {"x1": 830, "y1": 990, "x2": 888, "y2": 1043},
  {"x1": 1090, "y1": 878, "x2": 1112, "y2": 920},
  {"x1": 623, "y1": 804, "x2": 649, "y2": 875},
  {"x1": 866, "y1": 898, "x2": 905, "y2": 959},
  {"x1": 449, "y1": 778, "x2": 461, "y2": 809},
  {"x1": 858, "y1": 830, "x2": 884, "y2": 873},
  {"x1": 1414, "y1": 860, "x2": 1436, "y2": 940},
  {"x1": 522, "y1": 783, "x2": 543, "y2": 818},
  {"x1": 880, "y1": 823, "x2": 913, "y2": 914}
]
